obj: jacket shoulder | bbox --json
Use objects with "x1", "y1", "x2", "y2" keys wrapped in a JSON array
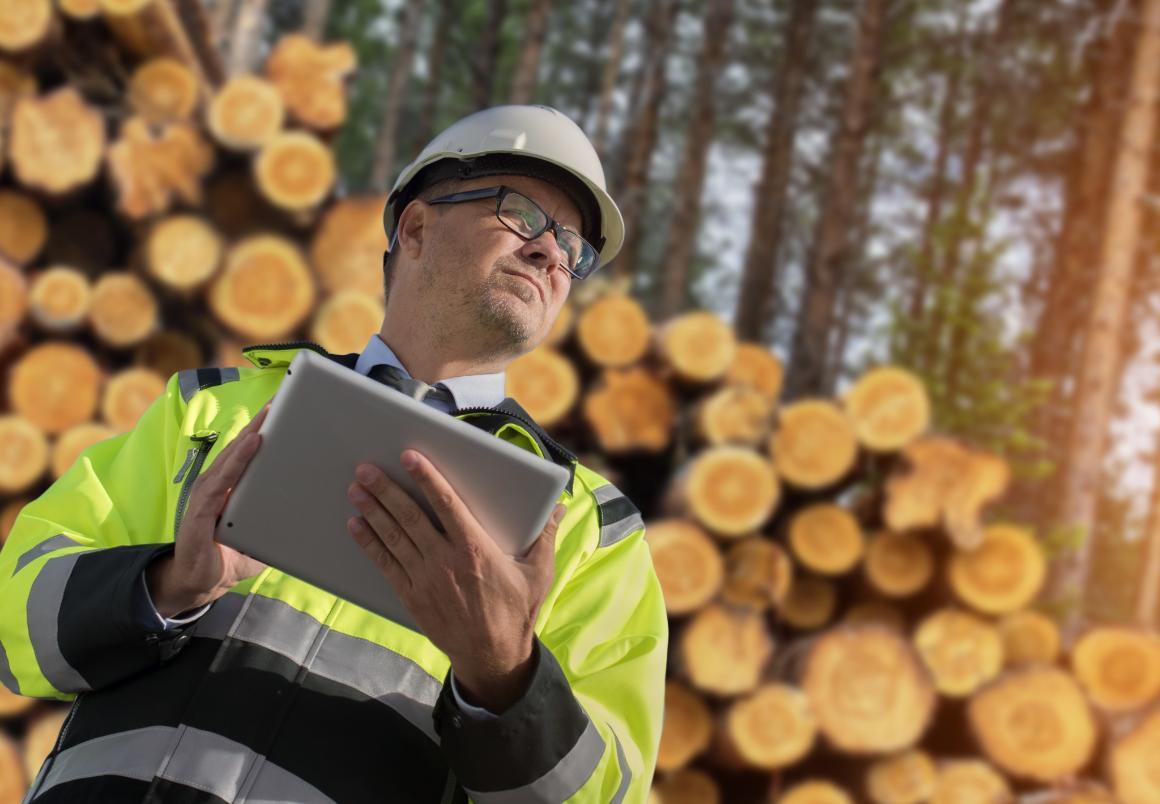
[{"x1": 572, "y1": 463, "x2": 645, "y2": 550}]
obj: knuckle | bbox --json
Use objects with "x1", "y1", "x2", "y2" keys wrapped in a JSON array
[
  {"x1": 397, "y1": 506, "x2": 422, "y2": 528},
  {"x1": 434, "y1": 490, "x2": 456, "y2": 512}
]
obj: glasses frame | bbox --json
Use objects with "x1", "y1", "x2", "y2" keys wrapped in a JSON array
[{"x1": 424, "y1": 185, "x2": 599, "y2": 280}]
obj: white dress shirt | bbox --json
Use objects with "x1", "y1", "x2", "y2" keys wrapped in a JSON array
[{"x1": 141, "y1": 334, "x2": 510, "y2": 718}]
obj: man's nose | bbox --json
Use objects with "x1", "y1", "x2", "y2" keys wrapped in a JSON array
[{"x1": 519, "y1": 229, "x2": 568, "y2": 273}]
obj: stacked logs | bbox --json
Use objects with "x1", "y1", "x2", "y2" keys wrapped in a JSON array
[
  {"x1": 0, "y1": 3, "x2": 1156, "y2": 803},
  {"x1": 505, "y1": 284, "x2": 1160, "y2": 803}
]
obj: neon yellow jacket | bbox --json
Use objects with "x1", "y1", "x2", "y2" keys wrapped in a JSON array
[{"x1": 0, "y1": 342, "x2": 667, "y2": 804}]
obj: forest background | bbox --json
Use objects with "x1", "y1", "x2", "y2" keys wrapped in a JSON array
[{"x1": 245, "y1": 0, "x2": 1160, "y2": 630}]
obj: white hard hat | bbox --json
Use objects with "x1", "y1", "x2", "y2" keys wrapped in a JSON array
[{"x1": 384, "y1": 105, "x2": 625, "y2": 269}]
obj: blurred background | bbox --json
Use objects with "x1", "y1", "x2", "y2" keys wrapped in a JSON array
[{"x1": 0, "y1": 0, "x2": 1159, "y2": 801}]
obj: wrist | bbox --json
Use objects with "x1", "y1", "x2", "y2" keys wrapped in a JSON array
[
  {"x1": 452, "y1": 639, "x2": 536, "y2": 714},
  {"x1": 145, "y1": 555, "x2": 212, "y2": 619}
]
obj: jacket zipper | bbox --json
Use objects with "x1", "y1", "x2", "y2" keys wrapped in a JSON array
[
  {"x1": 174, "y1": 432, "x2": 219, "y2": 535},
  {"x1": 26, "y1": 693, "x2": 83, "y2": 801},
  {"x1": 454, "y1": 405, "x2": 574, "y2": 464}
]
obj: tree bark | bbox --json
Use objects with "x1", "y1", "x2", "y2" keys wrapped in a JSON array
[
  {"x1": 370, "y1": 0, "x2": 424, "y2": 191},
  {"x1": 1053, "y1": 0, "x2": 1160, "y2": 632},
  {"x1": 225, "y1": 0, "x2": 270, "y2": 76},
  {"x1": 611, "y1": 0, "x2": 678, "y2": 282},
  {"x1": 416, "y1": 0, "x2": 453, "y2": 148},
  {"x1": 656, "y1": 0, "x2": 734, "y2": 320},
  {"x1": 299, "y1": 0, "x2": 333, "y2": 40},
  {"x1": 783, "y1": 0, "x2": 886, "y2": 399},
  {"x1": 591, "y1": 0, "x2": 632, "y2": 159},
  {"x1": 1028, "y1": 0, "x2": 1134, "y2": 527},
  {"x1": 509, "y1": 0, "x2": 553, "y2": 105},
  {"x1": 733, "y1": 0, "x2": 818, "y2": 343},
  {"x1": 1138, "y1": 459, "x2": 1160, "y2": 629},
  {"x1": 472, "y1": 0, "x2": 509, "y2": 110},
  {"x1": 211, "y1": 0, "x2": 238, "y2": 54}
]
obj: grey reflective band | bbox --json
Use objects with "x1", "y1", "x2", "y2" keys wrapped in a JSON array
[
  {"x1": 0, "y1": 639, "x2": 19, "y2": 696},
  {"x1": 178, "y1": 367, "x2": 242, "y2": 403},
  {"x1": 13, "y1": 533, "x2": 81, "y2": 577},
  {"x1": 610, "y1": 731, "x2": 631, "y2": 804},
  {"x1": 197, "y1": 593, "x2": 444, "y2": 743},
  {"x1": 464, "y1": 719, "x2": 606, "y2": 804},
  {"x1": 591, "y1": 484, "x2": 645, "y2": 548},
  {"x1": 26, "y1": 553, "x2": 90, "y2": 693},
  {"x1": 36, "y1": 725, "x2": 335, "y2": 803}
]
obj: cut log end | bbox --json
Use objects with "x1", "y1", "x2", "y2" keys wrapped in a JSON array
[
  {"x1": 770, "y1": 400, "x2": 858, "y2": 489},
  {"x1": 1110, "y1": 706, "x2": 1160, "y2": 803},
  {"x1": 209, "y1": 235, "x2": 316, "y2": 340},
  {"x1": 28, "y1": 266, "x2": 93, "y2": 332},
  {"x1": 264, "y1": 34, "x2": 356, "y2": 131},
  {"x1": 208, "y1": 75, "x2": 285, "y2": 151},
  {"x1": 146, "y1": 215, "x2": 223, "y2": 292},
  {"x1": 90, "y1": 271, "x2": 159, "y2": 348},
  {"x1": 505, "y1": 346, "x2": 579, "y2": 428},
  {"x1": 0, "y1": 415, "x2": 49, "y2": 494},
  {"x1": 1071, "y1": 626, "x2": 1160, "y2": 712},
  {"x1": 656, "y1": 680, "x2": 712, "y2": 771},
  {"x1": 721, "y1": 537, "x2": 793, "y2": 611},
  {"x1": 680, "y1": 603, "x2": 773, "y2": 696},
  {"x1": 0, "y1": 259, "x2": 27, "y2": 347},
  {"x1": 843, "y1": 366, "x2": 930, "y2": 451},
  {"x1": 108, "y1": 118, "x2": 214, "y2": 219},
  {"x1": 650, "y1": 768, "x2": 721, "y2": 804},
  {"x1": 135, "y1": 331, "x2": 204, "y2": 379},
  {"x1": 776, "y1": 780, "x2": 854, "y2": 804},
  {"x1": 725, "y1": 342, "x2": 783, "y2": 402},
  {"x1": 582, "y1": 367, "x2": 677, "y2": 452},
  {"x1": 308, "y1": 195, "x2": 390, "y2": 298},
  {"x1": 656, "y1": 310, "x2": 737, "y2": 383},
  {"x1": 914, "y1": 608, "x2": 1004, "y2": 697},
  {"x1": 11, "y1": 88, "x2": 105, "y2": 195},
  {"x1": 803, "y1": 626, "x2": 936, "y2": 754},
  {"x1": 8, "y1": 342, "x2": 102, "y2": 434},
  {"x1": 102, "y1": 367, "x2": 166, "y2": 432},
  {"x1": 668, "y1": 446, "x2": 779, "y2": 537},
  {"x1": 254, "y1": 130, "x2": 336, "y2": 212},
  {"x1": 930, "y1": 760, "x2": 1011, "y2": 804},
  {"x1": 778, "y1": 576, "x2": 837, "y2": 631},
  {"x1": 575, "y1": 293, "x2": 651, "y2": 368},
  {"x1": 129, "y1": 57, "x2": 199, "y2": 125},
  {"x1": 694, "y1": 386, "x2": 773, "y2": 448},
  {"x1": 719, "y1": 683, "x2": 817, "y2": 770},
  {"x1": 998, "y1": 610, "x2": 1060, "y2": 667},
  {"x1": 52, "y1": 422, "x2": 117, "y2": 479},
  {"x1": 646, "y1": 519, "x2": 724, "y2": 616},
  {"x1": 864, "y1": 531, "x2": 934, "y2": 598},
  {"x1": 967, "y1": 666, "x2": 1097, "y2": 783},
  {"x1": 0, "y1": 0, "x2": 53, "y2": 52},
  {"x1": 948, "y1": 523, "x2": 1046, "y2": 615},
  {"x1": 789, "y1": 504, "x2": 865, "y2": 575},
  {"x1": 308, "y1": 288, "x2": 385, "y2": 357},
  {"x1": 865, "y1": 749, "x2": 937, "y2": 804},
  {"x1": 0, "y1": 190, "x2": 47, "y2": 265}
]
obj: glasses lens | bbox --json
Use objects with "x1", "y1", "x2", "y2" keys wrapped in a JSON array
[
  {"x1": 498, "y1": 192, "x2": 546, "y2": 239},
  {"x1": 557, "y1": 229, "x2": 598, "y2": 278}
]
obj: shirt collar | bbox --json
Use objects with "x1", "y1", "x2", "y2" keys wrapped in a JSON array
[{"x1": 354, "y1": 334, "x2": 507, "y2": 412}]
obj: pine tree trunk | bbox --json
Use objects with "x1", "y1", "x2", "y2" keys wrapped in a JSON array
[
  {"x1": 907, "y1": 35, "x2": 963, "y2": 343},
  {"x1": 784, "y1": 0, "x2": 886, "y2": 399},
  {"x1": 299, "y1": 0, "x2": 332, "y2": 40},
  {"x1": 225, "y1": 0, "x2": 270, "y2": 76},
  {"x1": 1138, "y1": 459, "x2": 1160, "y2": 628},
  {"x1": 611, "y1": 0, "x2": 677, "y2": 282},
  {"x1": 509, "y1": 0, "x2": 552, "y2": 104},
  {"x1": 656, "y1": 0, "x2": 733, "y2": 320},
  {"x1": 1053, "y1": 0, "x2": 1160, "y2": 632},
  {"x1": 1028, "y1": 0, "x2": 1133, "y2": 528},
  {"x1": 591, "y1": 0, "x2": 632, "y2": 159},
  {"x1": 472, "y1": 0, "x2": 508, "y2": 110},
  {"x1": 211, "y1": 0, "x2": 238, "y2": 53},
  {"x1": 733, "y1": 0, "x2": 818, "y2": 343},
  {"x1": 416, "y1": 0, "x2": 453, "y2": 148},
  {"x1": 370, "y1": 0, "x2": 423, "y2": 191}
]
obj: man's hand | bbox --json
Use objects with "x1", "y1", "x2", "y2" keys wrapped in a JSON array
[
  {"x1": 147, "y1": 402, "x2": 272, "y2": 618},
  {"x1": 345, "y1": 450, "x2": 566, "y2": 712}
]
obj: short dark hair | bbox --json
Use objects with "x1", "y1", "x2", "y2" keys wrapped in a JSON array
[{"x1": 381, "y1": 176, "x2": 465, "y2": 303}]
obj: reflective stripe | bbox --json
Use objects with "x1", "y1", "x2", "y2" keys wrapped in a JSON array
[
  {"x1": 26, "y1": 553, "x2": 89, "y2": 693},
  {"x1": 465, "y1": 719, "x2": 605, "y2": 804},
  {"x1": 13, "y1": 534, "x2": 80, "y2": 577},
  {"x1": 610, "y1": 732, "x2": 631, "y2": 804},
  {"x1": 592, "y1": 484, "x2": 645, "y2": 548},
  {"x1": 178, "y1": 367, "x2": 242, "y2": 403},
  {"x1": 0, "y1": 639, "x2": 18, "y2": 695},
  {"x1": 35, "y1": 725, "x2": 335, "y2": 803},
  {"x1": 198, "y1": 593, "x2": 443, "y2": 743},
  {"x1": 172, "y1": 447, "x2": 197, "y2": 484}
]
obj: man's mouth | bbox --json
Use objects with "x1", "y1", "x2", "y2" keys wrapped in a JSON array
[{"x1": 502, "y1": 270, "x2": 544, "y2": 303}]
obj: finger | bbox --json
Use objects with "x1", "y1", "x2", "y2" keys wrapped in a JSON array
[
  {"x1": 354, "y1": 463, "x2": 445, "y2": 554},
  {"x1": 190, "y1": 405, "x2": 272, "y2": 525},
  {"x1": 400, "y1": 450, "x2": 482, "y2": 549},
  {"x1": 346, "y1": 481, "x2": 423, "y2": 569},
  {"x1": 522, "y1": 503, "x2": 566, "y2": 567},
  {"x1": 347, "y1": 515, "x2": 412, "y2": 593}
]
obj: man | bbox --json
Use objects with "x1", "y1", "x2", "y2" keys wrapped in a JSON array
[{"x1": 0, "y1": 105, "x2": 667, "y2": 803}]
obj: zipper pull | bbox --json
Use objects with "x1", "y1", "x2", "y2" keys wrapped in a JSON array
[{"x1": 191, "y1": 430, "x2": 219, "y2": 444}]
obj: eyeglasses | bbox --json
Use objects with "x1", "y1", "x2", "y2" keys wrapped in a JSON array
[{"x1": 425, "y1": 185, "x2": 600, "y2": 280}]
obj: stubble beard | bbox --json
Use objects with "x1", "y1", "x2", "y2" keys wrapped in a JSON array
[{"x1": 434, "y1": 258, "x2": 541, "y2": 361}]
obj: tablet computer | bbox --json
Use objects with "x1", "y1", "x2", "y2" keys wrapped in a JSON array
[{"x1": 215, "y1": 347, "x2": 571, "y2": 632}]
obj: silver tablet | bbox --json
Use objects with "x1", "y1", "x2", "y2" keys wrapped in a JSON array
[{"x1": 216, "y1": 348, "x2": 570, "y2": 632}]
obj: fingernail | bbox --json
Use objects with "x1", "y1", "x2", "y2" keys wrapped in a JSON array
[
  {"x1": 552, "y1": 504, "x2": 566, "y2": 525},
  {"x1": 401, "y1": 451, "x2": 418, "y2": 470}
]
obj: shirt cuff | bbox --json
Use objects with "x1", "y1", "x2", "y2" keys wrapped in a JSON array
[
  {"x1": 449, "y1": 671, "x2": 498, "y2": 720},
  {"x1": 136, "y1": 569, "x2": 211, "y2": 632}
]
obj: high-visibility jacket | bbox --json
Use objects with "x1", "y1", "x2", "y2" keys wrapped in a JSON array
[{"x1": 0, "y1": 342, "x2": 668, "y2": 804}]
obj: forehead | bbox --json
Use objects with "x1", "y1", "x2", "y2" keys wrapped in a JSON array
[{"x1": 455, "y1": 174, "x2": 583, "y2": 232}]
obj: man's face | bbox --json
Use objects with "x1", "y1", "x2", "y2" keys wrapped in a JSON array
[{"x1": 397, "y1": 173, "x2": 583, "y2": 359}]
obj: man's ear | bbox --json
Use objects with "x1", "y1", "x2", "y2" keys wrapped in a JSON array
[{"x1": 395, "y1": 201, "x2": 427, "y2": 259}]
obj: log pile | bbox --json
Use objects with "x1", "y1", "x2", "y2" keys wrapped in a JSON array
[{"x1": 0, "y1": 3, "x2": 1156, "y2": 803}]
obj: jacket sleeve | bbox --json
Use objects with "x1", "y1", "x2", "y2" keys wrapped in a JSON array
[
  {"x1": 0, "y1": 373, "x2": 193, "y2": 700},
  {"x1": 433, "y1": 487, "x2": 668, "y2": 804}
]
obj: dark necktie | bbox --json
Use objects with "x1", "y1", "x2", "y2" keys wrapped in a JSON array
[{"x1": 367, "y1": 363, "x2": 455, "y2": 407}]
